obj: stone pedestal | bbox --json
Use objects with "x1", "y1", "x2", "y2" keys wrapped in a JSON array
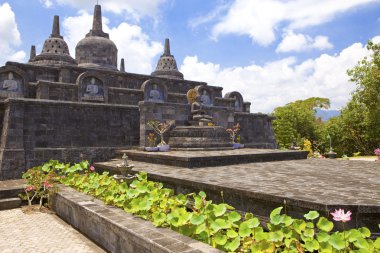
[{"x1": 168, "y1": 126, "x2": 231, "y2": 150}]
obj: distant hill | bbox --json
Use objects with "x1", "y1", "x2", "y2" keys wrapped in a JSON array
[{"x1": 315, "y1": 108, "x2": 340, "y2": 121}]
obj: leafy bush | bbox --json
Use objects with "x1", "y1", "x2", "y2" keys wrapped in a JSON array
[{"x1": 22, "y1": 160, "x2": 380, "y2": 252}]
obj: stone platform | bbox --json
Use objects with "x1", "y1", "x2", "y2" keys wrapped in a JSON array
[
  {"x1": 95, "y1": 158, "x2": 380, "y2": 235},
  {"x1": 115, "y1": 148, "x2": 308, "y2": 168}
]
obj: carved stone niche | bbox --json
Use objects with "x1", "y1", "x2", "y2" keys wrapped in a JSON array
[
  {"x1": 77, "y1": 71, "x2": 107, "y2": 103},
  {"x1": 194, "y1": 85, "x2": 214, "y2": 106},
  {"x1": 224, "y1": 91, "x2": 244, "y2": 112},
  {"x1": 141, "y1": 79, "x2": 167, "y2": 103},
  {"x1": 0, "y1": 66, "x2": 28, "y2": 98}
]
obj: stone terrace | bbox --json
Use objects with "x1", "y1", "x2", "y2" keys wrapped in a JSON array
[{"x1": 96, "y1": 157, "x2": 380, "y2": 234}]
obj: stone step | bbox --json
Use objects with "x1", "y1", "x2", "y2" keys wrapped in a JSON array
[
  {"x1": 0, "y1": 197, "x2": 22, "y2": 210},
  {"x1": 115, "y1": 148, "x2": 309, "y2": 168},
  {"x1": 0, "y1": 179, "x2": 25, "y2": 199}
]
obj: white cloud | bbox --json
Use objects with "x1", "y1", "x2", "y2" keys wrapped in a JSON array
[
  {"x1": 276, "y1": 31, "x2": 333, "y2": 53},
  {"x1": 0, "y1": 3, "x2": 26, "y2": 65},
  {"x1": 62, "y1": 12, "x2": 163, "y2": 74},
  {"x1": 46, "y1": 0, "x2": 167, "y2": 21},
  {"x1": 41, "y1": 0, "x2": 53, "y2": 8},
  {"x1": 180, "y1": 41, "x2": 371, "y2": 113},
  {"x1": 210, "y1": 0, "x2": 379, "y2": 45}
]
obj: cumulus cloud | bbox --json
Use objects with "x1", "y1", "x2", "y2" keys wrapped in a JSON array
[
  {"x1": 276, "y1": 31, "x2": 333, "y2": 53},
  {"x1": 209, "y1": 0, "x2": 378, "y2": 45},
  {"x1": 62, "y1": 11, "x2": 163, "y2": 74},
  {"x1": 0, "y1": 3, "x2": 26, "y2": 66},
  {"x1": 44, "y1": 0, "x2": 167, "y2": 21},
  {"x1": 40, "y1": 0, "x2": 53, "y2": 8},
  {"x1": 180, "y1": 41, "x2": 371, "y2": 113}
]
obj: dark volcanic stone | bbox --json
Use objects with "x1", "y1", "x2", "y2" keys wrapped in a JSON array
[{"x1": 169, "y1": 126, "x2": 231, "y2": 149}]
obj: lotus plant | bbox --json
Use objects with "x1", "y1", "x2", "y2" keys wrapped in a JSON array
[{"x1": 331, "y1": 208, "x2": 352, "y2": 252}]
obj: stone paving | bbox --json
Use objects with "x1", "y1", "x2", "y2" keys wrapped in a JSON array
[
  {"x1": 100, "y1": 158, "x2": 380, "y2": 206},
  {"x1": 0, "y1": 208, "x2": 106, "y2": 253}
]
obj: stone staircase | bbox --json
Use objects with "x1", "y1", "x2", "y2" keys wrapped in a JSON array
[{"x1": 0, "y1": 179, "x2": 25, "y2": 210}]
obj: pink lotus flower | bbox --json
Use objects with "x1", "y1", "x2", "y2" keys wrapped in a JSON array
[
  {"x1": 89, "y1": 166, "x2": 95, "y2": 172},
  {"x1": 25, "y1": 185, "x2": 35, "y2": 192},
  {"x1": 331, "y1": 209, "x2": 352, "y2": 222},
  {"x1": 374, "y1": 148, "x2": 380, "y2": 156},
  {"x1": 43, "y1": 181, "x2": 53, "y2": 189}
]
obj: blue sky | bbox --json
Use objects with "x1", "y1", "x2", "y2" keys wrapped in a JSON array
[{"x1": 1, "y1": 0, "x2": 380, "y2": 113}]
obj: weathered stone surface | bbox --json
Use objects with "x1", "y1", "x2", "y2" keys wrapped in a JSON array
[
  {"x1": 169, "y1": 126, "x2": 232, "y2": 149},
  {"x1": 115, "y1": 148, "x2": 308, "y2": 168},
  {"x1": 52, "y1": 185, "x2": 221, "y2": 253},
  {"x1": 0, "y1": 208, "x2": 106, "y2": 252}
]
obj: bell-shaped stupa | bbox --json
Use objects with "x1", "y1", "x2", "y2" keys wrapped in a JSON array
[
  {"x1": 151, "y1": 38, "x2": 184, "y2": 80},
  {"x1": 75, "y1": 5, "x2": 118, "y2": 70},
  {"x1": 29, "y1": 15, "x2": 77, "y2": 66}
]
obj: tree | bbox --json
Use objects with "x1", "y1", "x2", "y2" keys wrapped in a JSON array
[
  {"x1": 273, "y1": 97, "x2": 330, "y2": 149},
  {"x1": 345, "y1": 40, "x2": 380, "y2": 153}
]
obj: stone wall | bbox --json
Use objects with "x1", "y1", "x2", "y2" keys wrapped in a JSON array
[
  {"x1": 139, "y1": 101, "x2": 190, "y2": 147},
  {"x1": 0, "y1": 98, "x2": 139, "y2": 179},
  {"x1": 235, "y1": 112, "x2": 278, "y2": 149}
]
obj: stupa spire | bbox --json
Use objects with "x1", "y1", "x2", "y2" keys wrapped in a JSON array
[
  {"x1": 120, "y1": 58, "x2": 125, "y2": 72},
  {"x1": 151, "y1": 38, "x2": 184, "y2": 80},
  {"x1": 164, "y1": 38, "x2": 171, "y2": 56},
  {"x1": 51, "y1": 15, "x2": 63, "y2": 39},
  {"x1": 92, "y1": 5, "x2": 102, "y2": 32},
  {"x1": 29, "y1": 45, "x2": 36, "y2": 61},
  {"x1": 86, "y1": 4, "x2": 109, "y2": 38}
]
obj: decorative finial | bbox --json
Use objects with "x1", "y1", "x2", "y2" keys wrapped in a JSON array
[
  {"x1": 51, "y1": 15, "x2": 63, "y2": 39},
  {"x1": 120, "y1": 58, "x2": 125, "y2": 72},
  {"x1": 164, "y1": 38, "x2": 171, "y2": 56},
  {"x1": 29, "y1": 45, "x2": 36, "y2": 61},
  {"x1": 93, "y1": 4, "x2": 103, "y2": 32}
]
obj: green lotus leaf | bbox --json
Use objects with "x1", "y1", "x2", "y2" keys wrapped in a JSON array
[
  {"x1": 359, "y1": 227, "x2": 371, "y2": 238},
  {"x1": 270, "y1": 207, "x2": 283, "y2": 220},
  {"x1": 247, "y1": 217, "x2": 260, "y2": 228},
  {"x1": 269, "y1": 231, "x2": 284, "y2": 242},
  {"x1": 226, "y1": 229, "x2": 238, "y2": 238},
  {"x1": 190, "y1": 213, "x2": 205, "y2": 225},
  {"x1": 303, "y1": 228, "x2": 315, "y2": 238},
  {"x1": 214, "y1": 233, "x2": 228, "y2": 245},
  {"x1": 136, "y1": 172, "x2": 147, "y2": 181},
  {"x1": 304, "y1": 210, "x2": 320, "y2": 220},
  {"x1": 195, "y1": 223, "x2": 206, "y2": 235},
  {"x1": 354, "y1": 237, "x2": 370, "y2": 250},
  {"x1": 224, "y1": 236, "x2": 240, "y2": 252},
  {"x1": 245, "y1": 212, "x2": 254, "y2": 220},
  {"x1": 317, "y1": 232, "x2": 330, "y2": 242},
  {"x1": 198, "y1": 191, "x2": 207, "y2": 198},
  {"x1": 374, "y1": 237, "x2": 380, "y2": 249},
  {"x1": 214, "y1": 204, "x2": 227, "y2": 217},
  {"x1": 317, "y1": 217, "x2": 334, "y2": 232},
  {"x1": 329, "y1": 233, "x2": 345, "y2": 250},
  {"x1": 282, "y1": 215, "x2": 294, "y2": 226},
  {"x1": 348, "y1": 229, "x2": 363, "y2": 242},
  {"x1": 239, "y1": 222, "x2": 252, "y2": 237},
  {"x1": 319, "y1": 241, "x2": 333, "y2": 253},
  {"x1": 228, "y1": 211, "x2": 241, "y2": 223},
  {"x1": 152, "y1": 212, "x2": 166, "y2": 227},
  {"x1": 305, "y1": 239, "x2": 320, "y2": 252},
  {"x1": 271, "y1": 214, "x2": 284, "y2": 225},
  {"x1": 293, "y1": 219, "x2": 307, "y2": 234}
]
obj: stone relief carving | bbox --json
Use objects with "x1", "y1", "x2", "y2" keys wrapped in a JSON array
[
  {"x1": 81, "y1": 76, "x2": 104, "y2": 102},
  {"x1": 148, "y1": 84, "x2": 163, "y2": 102},
  {"x1": 1, "y1": 72, "x2": 21, "y2": 92},
  {"x1": 141, "y1": 79, "x2": 167, "y2": 103}
]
